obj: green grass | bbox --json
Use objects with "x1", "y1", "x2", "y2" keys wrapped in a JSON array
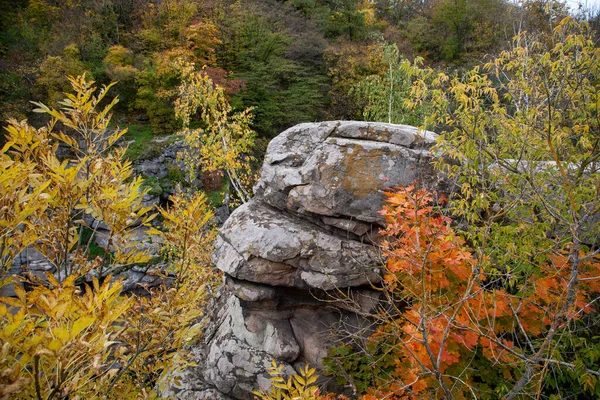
[
  {"x1": 79, "y1": 227, "x2": 110, "y2": 260},
  {"x1": 202, "y1": 179, "x2": 230, "y2": 208},
  {"x1": 120, "y1": 124, "x2": 182, "y2": 162},
  {"x1": 122, "y1": 124, "x2": 157, "y2": 161},
  {"x1": 141, "y1": 175, "x2": 163, "y2": 197},
  {"x1": 88, "y1": 242, "x2": 107, "y2": 259}
]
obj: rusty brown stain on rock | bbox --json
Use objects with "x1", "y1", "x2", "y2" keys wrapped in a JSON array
[{"x1": 320, "y1": 143, "x2": 388, "y2": 199}]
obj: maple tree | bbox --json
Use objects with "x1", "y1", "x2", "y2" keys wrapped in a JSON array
[
  {"x1": 327, "y1": 17, "x2": 600, "y2": 399},
  {"x1": 363, "y1": 185, "x2": 600, "y2": 399},
  {"x1": 417, "y1": 17, "x2": 600, "y2": 399}
]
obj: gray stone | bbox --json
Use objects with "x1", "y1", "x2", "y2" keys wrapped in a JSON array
[
  {"x1": 255, "y1": 121, "x2": 438, "y2": 224},
  {"x1": 202, "y1": 296, "x2": 299, "y2": 399},
  {"x1": 213, "y1": 200, "x2": 381, "y2": 290},
  {"x1": 226, "y1": 277, "x2": 278, "y2": 302},
  {"x1": 321, "y1": 216, "x2": 373, "y2": 237}
]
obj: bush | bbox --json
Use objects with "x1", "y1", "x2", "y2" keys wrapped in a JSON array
[{"x1": 0, "y1": 75, "x2": 220, "y2": 398}]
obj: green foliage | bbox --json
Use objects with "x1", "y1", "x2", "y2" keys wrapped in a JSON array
[
  {"x1": 2, "y1": 0, "x2": 594, "y2": 131},
  {"x1": 323, "y1": 0, "x2": 369, "y2": 41},
  {"x1": 540, "y1": 316, "x2": 600, "y2": 398},
  {"x1": 324, "y1": 41, "x2": 384, "y2": 120},
  {"x1": 431, "y1": 0, "x2": 510, "y2": 61},
  {"x1": 218, "y1": 3, "x2": 328, "y2": 137},
  {"x1": 351, "y1": 43, "x2": 429, "y2": 125},
  {"x1": 136, "y1": 0, "x2": 200, "y2": 52},
  {"x1": 134, "y1": 54, "x2": 182, "y2": 134},
  {"x1": 141, "y1": 175, "x2": 163, "y2": 197},
  {"x1": 199, "y1": 176, "x2": 229, "y2": 208},
  {"x1": 166, "y1": 164, "x2": 187, "y2": 184},
  {"x1": 323, "y1": 341, "x2": 393, "y2": 394},
  {"x1": 420, "y1": 17, "x2": 600, "y2": 277},
  {"x1": 326, "y1": 18, "x2": 600, "y2": 400},
  {"x1": 0, "y1": 69, "x2": 31, "y2": 121},
  {"x1": 233, "y1": 58, "x2": 328, "y2": 136},
  {"x1": 131, "y1": 0, "x2": 223, "y2": 134},
  {"x1": 159, "y1": 164, "x2": 191, "y2": 197},
  {"x1": 140, "y1": 165, "x2": 188, "y2": 201},
  {"x1": 122, "y1": 123, "x2": 154, "y2": 160}
]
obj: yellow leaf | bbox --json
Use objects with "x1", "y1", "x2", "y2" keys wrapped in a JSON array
[
  {"x1": 295, "y1": 375, "x2": 306, "y2": 387},
  {"x1": 48, "y1": 339, "x2": 62, "y2": 351},
  {"x1": 52, "y1": 327, "x2": 70, "y2": 342},
  {"x1": 13, "y1": 283, "x2": 27, "y2": 303},
  {"x1": 71, "y1": 316, "x2": 95, "y2": 337}
]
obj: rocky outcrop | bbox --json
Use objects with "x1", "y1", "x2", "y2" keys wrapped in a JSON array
[
  {"x1": 164, "y1": 121, "x2": 440, "y2": 399},
  {"x1": 132, "y1": 137, "x2": 191, "y2": 208}
]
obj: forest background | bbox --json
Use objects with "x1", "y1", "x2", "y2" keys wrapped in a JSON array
[{"x1": 2, "y1": 0, "x2": 599, "y2": 144}]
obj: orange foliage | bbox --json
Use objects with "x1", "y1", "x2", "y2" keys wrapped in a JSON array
[{"x1": 371, "y1": 184, "x2": 600, "y2": 398}]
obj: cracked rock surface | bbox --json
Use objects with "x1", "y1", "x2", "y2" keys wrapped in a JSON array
[
  {"x1": 255, "y1": 121, "x2": 439, "y2": 223},
  {"x1": 161, "y1": 121, "x2": 440, "y2": 399}
]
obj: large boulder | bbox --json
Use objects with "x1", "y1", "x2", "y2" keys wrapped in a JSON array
[
  {"x1": 255, "y1": 121, "x2": 439, "y2": 223},
  {"x1": 163, "y1": 121, "x2": 441, "y2": 399}
]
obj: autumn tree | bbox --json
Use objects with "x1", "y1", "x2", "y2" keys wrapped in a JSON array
[
  {"x1": 364, "y1": 185, "x2": 599, "y2": 398},
  {"x1": 0, "y1": 193, "x2": 218, "y2": 399},
  {"x1": 0, "y1": 75, "x2": 220, "y2": 398},
  {"x1": 134, "y1": 9, "x2": 223, "y2": 134},
  {"x1": 174, "y1": 59, "x2": 256, "y2": 204},
  {"x1": 37, "y1": 44, "x2": 92, "y2": 107},
  {"x1": 4, "y1": 75, "x2": 155, "y2": 281},
  {"x1": 422, "y1": 17, "x2": 600, "y2": 398},
  {"x1": 328, "y1": 17, "x2": 600, "y2": 399},
  {"x1": 103, "y1": 45, "x2": 139, "y2": 109}
]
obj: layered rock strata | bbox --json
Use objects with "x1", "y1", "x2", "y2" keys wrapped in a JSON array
[{"x1": 165, "y1": 121, "x2": 440, "y2": 399}]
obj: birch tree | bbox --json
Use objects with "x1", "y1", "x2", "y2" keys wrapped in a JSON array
[{"x1": 174, "y1": 59, "x2": 256, "y2": 204}]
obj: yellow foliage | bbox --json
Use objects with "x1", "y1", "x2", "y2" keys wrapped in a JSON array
[
  {"x1": 174, "y1": 59, "x2": 257, "y2": 204},
  {"x1": 0, "y1": 275, "x2": 133, "y2": 399},
  {"x1": 3, "y1": 75, "x2": 156, "y2": 279},
  {"x1": 254, "y1": 360, "x2": 324, "y2": 400},
  {"x1": 37, "y1": 45, "x2": 91, "y2": 107},
  {"x1": 0, "y1": 75, "x2": 220, "y2": 398},
  {"x1": 155, "y1": 191, "x2": 216, "y2": 282},
  {"x1": 104, "y1": 45, "x2": 138, "y2": 82},
  {"x1": 0, "y1": 137, "x2": 51, "y2": 271}
]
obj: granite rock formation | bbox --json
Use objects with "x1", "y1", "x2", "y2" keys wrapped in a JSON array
[{"x1": 163, "y1": 121, "x2": 441, "y2": 399}]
